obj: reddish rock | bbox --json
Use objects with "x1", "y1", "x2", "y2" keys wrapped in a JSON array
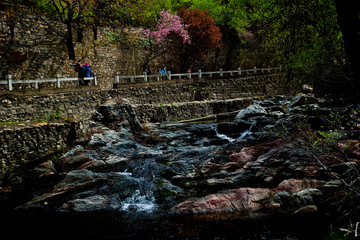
[
  {"x1": 202, "y1": 139, "x2": 288, "y2": 177},
  {"x1": 229, "y1": 139, "x2": 286, "y2": 164},
  {"x1": 171, "y1": 179, "x2": 325, "y2": 221},
  {"x1": 171, "y1": 187, "x2": 277, "y2": 220},
  {"x1": 276, "y1": 179, "x2": 325, "y2": 193}
]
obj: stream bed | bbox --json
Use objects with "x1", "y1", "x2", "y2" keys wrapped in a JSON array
[{"x1": 1, "y1": 95, "x2": 359, "y2": 239}]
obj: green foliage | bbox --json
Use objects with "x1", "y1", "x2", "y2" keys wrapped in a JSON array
[
  {"x1": 10, "y1": 0, "x2": 347, "y2": 91},
  {"x1": 104, "y1": 30, "x2": 149, "y2": 48},
  {"x1": 243, "y1": 0, "x2": 345, "y2": 88},
  {"x1": 323, "y1": 228, "x2": 351, "y2": 240}
]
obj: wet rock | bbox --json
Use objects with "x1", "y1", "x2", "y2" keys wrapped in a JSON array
[
  {"x1": 217, "y1": 120, "x2": 253, "y2": 134},
  {"x1": 18, "y1": 170, "x2": 144, "y2": 211},
  {"x1": 61, "y1": 195, "x2": 121, "y2": 212},
  {"x1": 93, "y1": 100, "x2": 143, "y2": 133},
  {"x1": 171, "y1": 179, "x2": 325, "y2": 221},
  {"x1": 184, "y1": 124, "x2": 216, "y2": 137},
  {"x1": 201, "y1": 138, "x2": 322, "y2": 188},
  {"x1": 289, "y1": 94, "x2": 317, "y2": 108},
  {"x1": 293, "y1": 205, "x2": 317, "y2": 214},
  {"x1": 59, "y1": 150, "x2": 100, "y2": 171},
  {"x1": 33, "y1": 160, "x2": 57, "y2": 178},
  {"x1": 235, "y1": 104, "x2": 267, "y2": 121},
  {"x1": 202, "y1": 139, "x2": 286, "y2": 177},
  {"x1": 324, "y1": 179, "x2": 342, "y2": 188},
  {"x1": 171, "y1": 187, "x2": 276, "y2": 221},
  {"x1": 154, "y1": 179, "x2": 184, "y2": 204}
]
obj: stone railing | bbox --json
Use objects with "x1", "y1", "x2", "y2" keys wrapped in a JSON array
[
  {"x1": 0, "y1": 74, "x2": 98, "y2": 91},
  {"x1": 114, "y1": 67, "x2": 276, "y2": 84}
]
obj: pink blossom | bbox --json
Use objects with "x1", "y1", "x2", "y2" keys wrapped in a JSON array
[{"x1": 145, "y1": 10, "x2": 190, "y2": 45}]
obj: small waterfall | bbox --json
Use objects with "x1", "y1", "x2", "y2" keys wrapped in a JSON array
[
  {"x1": 121, "y1": 189, "x2": 156, "y2": 212},
  {"x1": 118, "y1": 162, "x2": 157, "y2": 212},
  {"x1": 214, "y1": 121, "x2": 256, "y2": 142},
  {"x1": 237, "y1": 121, "x2": 256, "y2": 141}
]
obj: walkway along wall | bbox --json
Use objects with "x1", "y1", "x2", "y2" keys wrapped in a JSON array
[
  {"x1": 0, "y1": 73, "x2": 284, "y2": 176},
  {"x1": 0, "y1": 74, "x2": 282, "y2": 123}
]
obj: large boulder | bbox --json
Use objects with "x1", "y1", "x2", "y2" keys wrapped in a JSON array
[
  {"x1": 171, "y1": 179, "x2": 325, "y2": 221},
  {"x1": 93, "y1": 99, "x2": 143, "y2": 133},
  {"x1": 289, "y1": 94, "x2": 317, "y2": 108},
  {"x1": 235, "y1": 104, "x2": 267, "y2": 122},
  {"x1": 201, "y1": 138, "x2": 320, "y2": 186}
]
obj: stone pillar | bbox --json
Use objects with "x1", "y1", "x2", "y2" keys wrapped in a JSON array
[
  {"x1": 167, "y1": 71, "x2": 171, "y2": 80},
  {"x1": 94, "y1": 74, "x2": 98, "y2": 85},
  {"x1": 115, "y1": 73, "x2": 120, "y2": 83},
  {"x1": 56, "y1": 74, "x2": 61, "y2": 88},
  {"x1": 7, "y1": 74, "x2": 13, "y2": 91}
]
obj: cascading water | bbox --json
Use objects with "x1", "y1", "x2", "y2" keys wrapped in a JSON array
[
  {"x1": 214, "y1": 121, "x2": 257, "y2": 142},
  {"x1": 121, "y1": 188, "x2": 156, "y2": 212},
  {"x1": 115, "y1": 171, "x2": 157, "y2": 212},
  {"x1": 115, "y1": 160, "x2": 159, "y2": 213}
]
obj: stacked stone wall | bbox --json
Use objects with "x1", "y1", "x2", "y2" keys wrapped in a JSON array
[
  {"x1": 0, "y1": 73, "x2": 285, "y2": 177},
  {"x1": 0, "y1": 4, "x2": 147, "y2": 90},
  {"x1": 0, "y1": 74, "x2": 282, "y2": 123}
]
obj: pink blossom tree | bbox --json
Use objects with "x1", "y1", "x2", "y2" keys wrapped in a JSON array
[
  {"x1": 145, "y1": 10, "x2": 190, "y2": 45},
  {"x1": 143, "y1": 10, "x2": 190, "y2": 68}
]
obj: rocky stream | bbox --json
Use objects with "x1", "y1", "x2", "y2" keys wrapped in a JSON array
[{"x1": 1, "y1": 94, "x2": 360, "y2": 239}]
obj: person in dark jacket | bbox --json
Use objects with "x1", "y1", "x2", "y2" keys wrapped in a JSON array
[
  {"x1": 82, "y1": 62, "x2": 91, "y2": 85},
  {"x1": 83, "y1": 62, "x2": 91, "y2": 77},
  {"x1": 144, "y1": 64, "x2": 151, "y2": 75}
]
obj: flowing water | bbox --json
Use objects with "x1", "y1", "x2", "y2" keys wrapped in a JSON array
[
  {"x1": 1, "y1": 120, "x2": 332, "y2": 240},
  {"x1": 214, "y1": 121, "x2": 257, "y2": 142}
]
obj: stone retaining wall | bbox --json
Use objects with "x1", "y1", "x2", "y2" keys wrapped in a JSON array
[
  {"x1": 135, "y1": 98, "x2": 253, "y2": 123},
  {"x1": 0, "y1": 74, "x2": 282, "y2": 123},
  {"x1": 0, "y1": 74, "x2": 285, "y2": 177},
  {"x1": 113, "y1": 74, "x2": 281, "y2": 104},
  {"x1": 0, "y1": 4, "x2": 147, "y2": 90}
]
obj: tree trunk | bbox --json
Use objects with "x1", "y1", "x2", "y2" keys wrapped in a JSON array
[
  {"x1": 334, "y1": 1, "x2": 360, "y2": 88},
  {"x1": 65, "y1": 21, "x2": 76, "y2": 60}
]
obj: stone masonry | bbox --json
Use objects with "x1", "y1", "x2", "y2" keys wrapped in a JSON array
[{"x1": 0, "y1": 73, "x2": 284, "y2": 177}]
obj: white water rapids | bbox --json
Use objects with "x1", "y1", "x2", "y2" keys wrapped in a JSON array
[{"x1": 214, "y1": 121, "x2": 256, "y2": 142}]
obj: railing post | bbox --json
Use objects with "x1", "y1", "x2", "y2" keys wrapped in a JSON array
[
  {"x1": 167, "y1": 71, "x2": 171, "y2": 80},
  {"x1": 35, "y1": 80, "x2": 39, "y2": 89},
  {"x1": 254, "y1": 66, "x2": 257, "y2": 74},
  {"x1": 7, "y1": 74, "x2": 13, "y2": 91},
  {"x1": 238, "y1": 68, "x2": 242, "y2": 76},
  {"x1": 143, "y1": 71, "x2": 148, "y2": 82},
  {"x1": 94, "y1": 74, "x2": 98, "y2": 85},
  {"x1": 115, "y1": 72, "x2": 119, "y2": 84},
  {"x1": 56, "y1": 74, "x2": 61, "y2": 88},
  {"x1": 198, "y1": 69, "x2": 202, "y2": 78},
  {"x1": 220, "y1": 69, "x2": 224, "y2": 77},
  {"x1": 130, "y1": 76, "x2": 134, "y2": 83}
]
